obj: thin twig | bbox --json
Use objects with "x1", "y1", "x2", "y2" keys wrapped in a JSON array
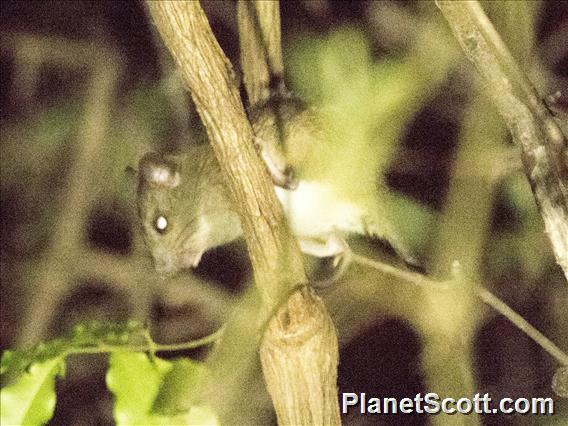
[
  {"x1": 476, "y1": 288, "x2": 568, "y2": 366},
  {"x1": 237, "y1": 0, "x2": 285, "y2": 106},
  {"x1": 354, "y1": 253, "x2": 568, "y2": 366},
  {"x1": 65, "y1": 326, "x2": 226, "y2": 357}
]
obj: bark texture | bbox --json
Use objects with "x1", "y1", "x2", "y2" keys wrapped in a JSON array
[
  {"x1": 147, "y1": 2, "x2": 340, "y2": 424},
  {"x1": 437, "y1": 0, "x2": 568, "y2": 281}
]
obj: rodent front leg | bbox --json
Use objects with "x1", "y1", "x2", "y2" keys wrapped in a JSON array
[
  {"x1": 298, "y1": 232, "x2": 352, "y2": 287},
  {"x1": 253, "y1": 135, "x2": 298, "y2": 190}
]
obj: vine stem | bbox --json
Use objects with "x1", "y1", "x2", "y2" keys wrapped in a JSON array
[
  {"x1": 353, "y1": 254, "x2": 568, "y2": 366},
  {"x1": 63, "y1": 327, "x2": 226, "y2": 357}
]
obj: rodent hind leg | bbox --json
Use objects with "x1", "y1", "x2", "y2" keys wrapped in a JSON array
[
  {"x1": 254, "y1": 136, "x2": 298, "y2": 189},
  {"x1": 298, "y1": 233, "x2": 352, "y2": 287}
]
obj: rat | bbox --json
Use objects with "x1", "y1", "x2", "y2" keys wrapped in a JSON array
[{"x1": 137, "y1": 94, "x2": 418, "y2": 279}]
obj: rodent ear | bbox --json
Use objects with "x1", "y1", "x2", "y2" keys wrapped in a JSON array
[{"x1": 138, "y1": 152, "x2": 181, "y2": 188}]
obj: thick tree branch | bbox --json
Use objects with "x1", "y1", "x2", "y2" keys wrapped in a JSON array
[
  {"x1": 436, "y1": 0, "x2": 568, "y2": 281},
  {"x1": 147, "y1": 2, "x2": 340, "y2": 424},
  {"x1": 260, "y1": 288, "x2": 340, "y2": 425},
  {"x1": 235, "y1": 3, "x2": 340, "y2": 424},
  {"x1": 147, "y1": 1, "x2": 305, "y2": 306}
]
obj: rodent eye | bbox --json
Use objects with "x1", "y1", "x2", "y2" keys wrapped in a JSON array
[{"x1": 154, "y1": 215, "x2": 169, "y2": 234}]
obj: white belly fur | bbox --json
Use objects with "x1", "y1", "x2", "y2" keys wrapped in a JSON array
[{"x1": 275, "y1": 181, "x2": 364, "y2": 238}]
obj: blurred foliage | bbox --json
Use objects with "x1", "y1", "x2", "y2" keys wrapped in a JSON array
[
  {"x1": 1, "y1": 102, "x2": 83, "y2": 256},
  {"x1": 0, "y1": 84, "x2": 179, "y2": 261},
  {"x1": 286, "y1": 24, "x2": 454, "y2": 182},
  {"x1": 0, "y1": 356, "x2": 62, "y2": 426},
  {"x1": 107, "y1": 353, "x2": 217, "y2": 426},
  {"x1": 103, "y1": 83, "x2": 179, "y2": 199},
  {"x1": 481, "y1": 0, "x2": 538, "y2": 64},
  {"x1": 485, "y1": 175, "x2": 552, "y2": 287},
  {"x1": 285, "y1": 23, "x2": 456, "y2": 254}
]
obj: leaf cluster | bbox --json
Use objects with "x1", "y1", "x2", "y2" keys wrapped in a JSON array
[{"x1": 1, "y1": 321, "x2": 217, "y2": 425}]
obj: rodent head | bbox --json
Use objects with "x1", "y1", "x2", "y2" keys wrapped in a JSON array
[{"x1": 136, "y1": 146, "x2": 240, "y2": 274}]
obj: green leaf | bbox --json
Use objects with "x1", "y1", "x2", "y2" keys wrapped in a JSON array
[
  {"x1": 1, "y1": 340, "x2": 68, "y2": 386},
  {"x1": 152, "y1": 358, "x2": 207, "y2": 415},
  {"x1": 1, "y1": 321, "x2": 148, "y2": 387},
  {"x1": 1, "y1": 321, "x2": 217, "y2": 425},
  {"x1": 0, "y1": 321, "x2": 154, "y2": 426},
  {"x1": 107, "y1": 352, "x2": 218, "y2": 426},
  {"x1": 0, "y1": 356, "x2": 63, "y2": 426}
]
